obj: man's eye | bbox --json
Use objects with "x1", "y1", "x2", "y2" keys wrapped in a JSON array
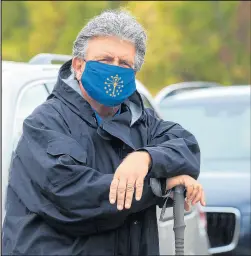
[
  {"x1": 97, "y1": 58, "x2": 113, "y2": 64},
  {"x1": 121, "y1": 61, "x2": 131, "y2": 68},
  {"x1": 99, "y1": 59, "x2": 110, "y2": 62}
]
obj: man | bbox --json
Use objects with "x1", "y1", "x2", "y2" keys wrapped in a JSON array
[{"x1": 2, "y1": 10, "x2": 205, "y2": 255}]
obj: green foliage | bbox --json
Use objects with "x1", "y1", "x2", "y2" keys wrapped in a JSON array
[
  {"x1": 2, "y1": 1, "x2": 250, "y2": 94},
  {"x1": 126, "y1": 1, "x2": 250, "y2": 93}
]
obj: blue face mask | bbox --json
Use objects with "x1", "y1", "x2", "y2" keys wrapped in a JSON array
[{"x1": 81, "y1": 61, "x2": 136, "y2": 107}]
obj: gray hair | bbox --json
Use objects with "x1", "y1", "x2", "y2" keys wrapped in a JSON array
[{"x1": 72, "y1": 9, "x2": 147, "y2": 72}]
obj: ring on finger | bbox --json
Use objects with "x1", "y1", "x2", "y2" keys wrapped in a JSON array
[
  {"x1": 194, "y1": 185, "x2": 200, "y2": 191},
  {"x1": 126, "y1": 183, "x2": 135, "y2": 192},
  {"x1": 190, "y1": 184, "x2": 199, "y2": 190}
]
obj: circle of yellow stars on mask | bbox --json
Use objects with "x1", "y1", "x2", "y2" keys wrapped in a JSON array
[{"x1": 104, "y1": 74, "x2": 124, "y2": 97}]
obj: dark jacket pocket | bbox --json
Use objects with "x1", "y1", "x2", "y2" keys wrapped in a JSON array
[
  {"x1": 47, "y1": 139, "x2": 87, "y2": 164},
  {"x1": 46, "y1": 139, "x2": 87, "y2": 186}
]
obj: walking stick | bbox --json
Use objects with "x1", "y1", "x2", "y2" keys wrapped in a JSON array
[{"x1": 173, "y1": 185, "x2": 186, "y2": 255}]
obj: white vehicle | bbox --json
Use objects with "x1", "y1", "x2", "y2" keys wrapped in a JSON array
[{"x1": 2, "y1": 54, "x2": 210, "y2": 255}]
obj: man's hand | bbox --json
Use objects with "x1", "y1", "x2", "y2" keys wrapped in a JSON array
[
  {"x1": 166, "y1": 175, "x2": 206, "y2": 211},
  {"x1": 109, "y1": 151, "x2": 151, "y2": 211}
]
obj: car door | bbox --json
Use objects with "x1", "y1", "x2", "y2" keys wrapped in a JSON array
[
  {"x1": 2, "y1": 68, "x2": 58, "y2": 223},
  {"x1": 12, "y1": 81, "x2": 55, "y2": 150}
]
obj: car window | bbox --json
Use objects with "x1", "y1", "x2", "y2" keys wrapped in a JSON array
[
  {"x1": 159, "y1": 95, "x2": 251, "y2": 170},
  {"x1": 13, "y1": 83, "x2": 50, "y2": 150},
  {"x1": 140, "y1": 94, "x2": 154, "y2": 110},
  {"x1": 165, "y1": 86, "x2": 213, "y2": 98}
]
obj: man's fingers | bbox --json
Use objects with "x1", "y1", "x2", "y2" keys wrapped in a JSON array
[
  {"x1": 192, "y1": 188, "x2": 202, "y2": 205},
  {"x1": 125, "y1": 179, "x2": 135, "y2": 209},
  {"x1": 184, "y1": 200, "x2": 190, "y2": 211},
  {"x1": 190, "y1": 184, "x2": 200, "y2": 203},
  {"x1": 117, "y1": 178, "x2": 127, "y2": 210},
  {"x1": 201, "y1": 189, "x2": 206, "y2": 206},
  {"x1": 109, "y1": 178, "x2": 119, "y2": 204},
  {"x1": 186, "y1": 184, "x2": 194, "y2": 200},
  {"x1": 135, "y1": 177, "x2": 144, "y2": 201}
]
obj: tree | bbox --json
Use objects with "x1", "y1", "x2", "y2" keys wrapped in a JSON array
[
  {"x1": 127, "y1": 1, "x2": 250, "y2": 93},
  {"x1": 2, "y1": 1, "x2": 250, "y2": 93}
]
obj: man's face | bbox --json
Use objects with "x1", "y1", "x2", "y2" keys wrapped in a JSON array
[{"x1": 73, "y1": 36, "x2": 136, "y2": 81}]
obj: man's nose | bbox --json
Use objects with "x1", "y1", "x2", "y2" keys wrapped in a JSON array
[{"x1": 112, "y1": 57, "x2": 120, "y2": 66}]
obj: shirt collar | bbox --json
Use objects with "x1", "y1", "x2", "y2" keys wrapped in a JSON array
[{"x1": 94, "y1": 107, "x2": 121, "y2": 125}]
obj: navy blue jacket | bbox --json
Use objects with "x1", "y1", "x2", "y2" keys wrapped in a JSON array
[{"x1": 2, "y1": 61, "x2": 200, "y2": 255}]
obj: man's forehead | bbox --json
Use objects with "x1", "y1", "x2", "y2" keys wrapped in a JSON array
[{"x1": 86, "y1": 36, "x2": 136, "y2": 59}]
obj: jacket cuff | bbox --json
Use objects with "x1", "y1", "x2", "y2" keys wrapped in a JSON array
[
  {"x1": 136, "y1": 149, "x2": 171, "y2": 197},
  {"x1": 137, "y1": 147, "x2": 163, "y2": 177}
]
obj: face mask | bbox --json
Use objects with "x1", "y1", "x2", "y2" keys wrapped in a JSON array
[{"x1": 81, "y1": 60, "x2": 136, "y2": 107}]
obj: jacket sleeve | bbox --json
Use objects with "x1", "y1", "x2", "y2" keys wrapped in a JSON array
[
  {"x1": 11, "y1": 103, "x2": 159, "y2": 237},
  {"x1": 142, "y1": 108, "x2": 200, "y2": 180}
]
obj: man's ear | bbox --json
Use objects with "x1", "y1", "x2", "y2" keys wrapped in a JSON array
[{"x1": 72, "y1": 57, "x2": 85, "y2": 80}]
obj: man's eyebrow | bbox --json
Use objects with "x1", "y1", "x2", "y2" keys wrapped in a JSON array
[
  {"x1": 119, "y1": 54, "x2": 134, "y2": 65},
  {"x1": 93, "y1": 54, "x2": 113, "y2": 59},
  {"x1": 93, "y1": 53, "x2": 134, "y2": 66}
]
